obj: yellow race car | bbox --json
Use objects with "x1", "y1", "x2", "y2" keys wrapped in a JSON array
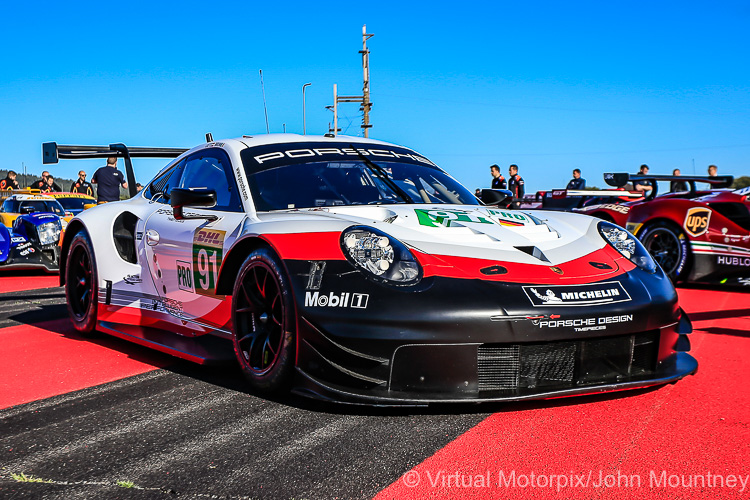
[{"x1": 42, "y1": 192, "x2": 97, "y2": 217}]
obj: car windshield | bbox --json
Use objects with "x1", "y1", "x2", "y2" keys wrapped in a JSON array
[
  {"x1": 244, "y1": 160, "x2": 480, "y2": 211},
  {"x1": 1, "y1": 199, "x2": 65, "y2": 216},
  {"x1": 55, "y1": 197, "x2": 88, "y2": 211}
]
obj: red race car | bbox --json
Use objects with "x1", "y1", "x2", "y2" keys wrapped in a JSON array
[{"x1": 576, "y1": 173, "x2": 748, "y2": 285}]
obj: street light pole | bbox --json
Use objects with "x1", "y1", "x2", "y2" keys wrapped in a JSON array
[{"x1": 302, "y1": 83, "x2": 312, "y2": 135}]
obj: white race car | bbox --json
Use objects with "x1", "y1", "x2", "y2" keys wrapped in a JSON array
[{"x1": 45, "y1": 134, "x2": 696, "y2": 405}]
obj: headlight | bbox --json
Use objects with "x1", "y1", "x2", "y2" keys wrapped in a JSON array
[
  {"x1": 37, "y1": 220, "x2": 62, "y2": 246},
  {"x1": 340, "y1": 226, "x2": 422, "y2": 285},
  {"x1": 598, "y1": 221, "x2": 657, "y2": 273}
]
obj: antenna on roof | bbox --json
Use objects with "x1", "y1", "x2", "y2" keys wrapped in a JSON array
[
  {"x1": 205, "y1": 132, "x2": 213, "y2": 142},
  {"x1": 259, "y1": 69, "x2": 270, "y2": 134}
]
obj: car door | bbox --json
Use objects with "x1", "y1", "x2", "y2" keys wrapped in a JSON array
[{"x1": 143, "y1": 148, "x2": 246, "y2": 333}]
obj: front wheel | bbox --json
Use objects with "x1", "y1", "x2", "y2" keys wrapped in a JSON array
[
  {"x1": 65, "y1": 230, "x2": 99, "y2": 336},
  {"x1": 638, "y1": 222, "x2": 690, "y2": 282},
  {"x1": 231, "y1": 248, "x2": 296, "y2": 394}
]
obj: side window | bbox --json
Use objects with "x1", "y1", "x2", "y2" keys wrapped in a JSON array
[
  {"x1": 179, "y1": 149, "x2": 242, "y2": 211},
  {"x1": 144, "y1": 160, "x2": 185, "y2": 204}
]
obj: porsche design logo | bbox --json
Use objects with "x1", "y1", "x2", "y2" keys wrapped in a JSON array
[
  {"x1": 684, "y1": 207, "x2": 711, "y2": 237},
  {"x1": 550, "y1": 266, "x2": 564, "y2": 275}
]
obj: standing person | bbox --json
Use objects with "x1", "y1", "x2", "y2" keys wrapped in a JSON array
[
  {"x1": 31, "y1": 171, "x2": 50, "y2": 190},
  {"x1": 31, "y1": 171, "x2": 62, "y2": 191},
  {"x1": 71, "y1": 170, "x2": 94, "y2": 197},
  {"x1": 708, "y1": 165, "x2": 718, "y2": 177},
  {"x1": 490, "y1": 164, "x2": 506, "y2": 189},
  {"x1": 0, "y1": 170, "x2": 19, "y2": 190},
  {"x1": 670, "y1": 169, "x2": 688, "y2": 192},
  {"x1": 508, "y1": 164, "x2": 525, "y2": 200},
  {"x1": 633, "y1": 164, "x2": 653, "y2": 193},
  {"x1": 92, "y1": 156, "x2": 127, "y2": 203},
  {"x1": 566, "y1": 169, "x2": 586, "y2": 190}
]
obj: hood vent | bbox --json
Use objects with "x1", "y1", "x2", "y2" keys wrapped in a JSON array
[{"x1": 514, "y1": 245, "x2": 550, "y2": 262}]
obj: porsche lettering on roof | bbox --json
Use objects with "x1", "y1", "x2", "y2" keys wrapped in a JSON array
[{"x1": 252, "y1": 146, "x2": 436, "y2": 166}]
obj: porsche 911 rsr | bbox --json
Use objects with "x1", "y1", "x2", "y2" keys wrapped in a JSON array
[{"x1": 46, "y1": 135, "x2": 696, "y2": 405}]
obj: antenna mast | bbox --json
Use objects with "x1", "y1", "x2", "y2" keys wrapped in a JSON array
[
  {"x1": 330, "y1": 25, "x2": 374, "y2": 137},
  {"x1": 259, "y1": 69, "x2": 270, "y2": 134}
]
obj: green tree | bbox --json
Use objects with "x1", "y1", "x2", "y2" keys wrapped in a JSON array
[{"x1": 732, "y1": 176, "x2": 750, "y2": 189}]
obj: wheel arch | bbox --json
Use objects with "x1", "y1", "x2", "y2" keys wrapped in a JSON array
[
  {"x1": 216, "y1": 236, "x2": 274, "y2": 295},
  {"x1": 59, "y1": 220, "x2": 89, "y2": 286}
]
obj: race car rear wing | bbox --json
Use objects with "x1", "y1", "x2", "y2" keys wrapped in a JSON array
[
  {"x1": 603, "y1": 173, "x2": 734, "y2": 200},
  {"x1": 42, "y1": 142, "x2": 188, "y2": 198}
]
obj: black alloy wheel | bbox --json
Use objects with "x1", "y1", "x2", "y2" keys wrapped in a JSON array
[
  {"x1": 65, "y1": 231, "x2": 99, "y2": 335},
  {"x1": 231, "y1": 248, "x2": 295, "y2": 393},
  {"x1": 639, "y1": 222, "x2": 690, "y2": 282}
]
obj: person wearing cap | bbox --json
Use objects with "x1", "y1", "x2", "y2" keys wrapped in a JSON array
[
  {"x1": 71, "y1": 170, "x2": 94, "y2": 197},
  {"x1": 490, "y1": 164, "x2": 506, "y2": 189}
]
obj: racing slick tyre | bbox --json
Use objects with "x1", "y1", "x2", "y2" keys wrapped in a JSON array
[
  {"x1": 65, "y1": 230, "x2": 99, "y2": 336},
  {"x1": 638, "y1": 221, "x2": 690, "y2": 282},
  {"x1": 231, "y1": 248, "x2": 296, "y2": 394}
]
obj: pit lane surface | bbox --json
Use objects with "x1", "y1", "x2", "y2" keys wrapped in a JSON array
[{"x1": 0, "y1": 275, "x2": 748, "y2": 499}]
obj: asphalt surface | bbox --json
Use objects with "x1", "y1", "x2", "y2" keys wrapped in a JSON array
[{"x1": 0, "y1": 284, "x2": 489, "y2": 499}]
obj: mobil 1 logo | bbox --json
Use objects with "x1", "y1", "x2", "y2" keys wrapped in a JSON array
[
  {"x1": 305, "y1": 291, "x2": 369, "y2": 309},
  {"x1": 523, "y1": 281, "x2": 631, "y2": 307}
]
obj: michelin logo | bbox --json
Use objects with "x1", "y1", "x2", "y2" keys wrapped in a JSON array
[
  {"x1": 523, "y1": 281, "x2": 631, "y2": 307},
  {"x1": 305, "y1": 291, "x2": 369, "y2": 309}
]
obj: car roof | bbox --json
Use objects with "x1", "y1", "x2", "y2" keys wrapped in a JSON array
[{"x1": 183, "y1": 134, "x2": 406, "y2": 157}]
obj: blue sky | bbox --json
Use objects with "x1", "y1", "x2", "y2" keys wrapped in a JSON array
[{"x1": 1, "y1": 1, "x2": 748, "y2": 192}]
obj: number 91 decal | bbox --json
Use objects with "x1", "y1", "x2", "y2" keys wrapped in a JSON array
[{"x1": 192, "y1": 228, "x2": 226, "y2": 296}]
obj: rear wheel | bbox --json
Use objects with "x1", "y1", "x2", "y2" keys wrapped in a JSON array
[
  {"x1": 638, "y1": 222, "x2": 690, "y2": 282},
  {"x1": 231, "y1": 248, "x2": 296, "y2": 394},
  {"x1": 65, "y1": 231, "x2": 99, "y2": 336}
]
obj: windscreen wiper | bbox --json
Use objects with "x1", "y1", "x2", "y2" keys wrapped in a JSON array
[{"x1": 352, "y1": 146, "x2": 412, "y2": 203}]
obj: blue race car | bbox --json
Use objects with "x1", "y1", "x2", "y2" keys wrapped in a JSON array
[{"x1": 0, "y1": 194, "x2": 63, "y2": 272}]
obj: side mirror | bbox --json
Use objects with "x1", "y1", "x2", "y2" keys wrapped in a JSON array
[
  {"x1": 170, "y1": 187, "x2": 218, "y2": 220},
  {"x1": 481, "y1": 189, "x2": 513, "y2": 208},
  {"x1": 83, "y1": 203, "x2": 97, "y2": 210}
]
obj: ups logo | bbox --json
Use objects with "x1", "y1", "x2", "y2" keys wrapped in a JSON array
[{"x1": 684, "y1": 207, "x2": 711, "y2": 237}]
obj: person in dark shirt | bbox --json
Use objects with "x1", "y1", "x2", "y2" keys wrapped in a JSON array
[
  {"x1": 490, "y1": 164, "x2": 506, "y2": 189},
  {"x1": 92, "y1": 157, "x2": 127, "y2": 203},
  {"x1": 31, "y1": 171, "x2": 62, "y2": 192},
  {"x1": 633, "y1": 164, "x2": 653, "y2": 193},
  {"x1": 670, "y1": 168, "x2": 688, "y2": 192},
  {"x1": 0, "y1": 170, "x2": 19, "y2": 190},
  {"x1": 42, "y1": 175, "x2": 61, "y2": 193},
  {"x1": 71, "y1": 170, "x2": 94, "y2": 197},
  {"x1": 508, "y1": 164, "x2": 525, "y2": 200},
  {"x1": 566, "y1": 169, "x2": 586, "y2": 190}
]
